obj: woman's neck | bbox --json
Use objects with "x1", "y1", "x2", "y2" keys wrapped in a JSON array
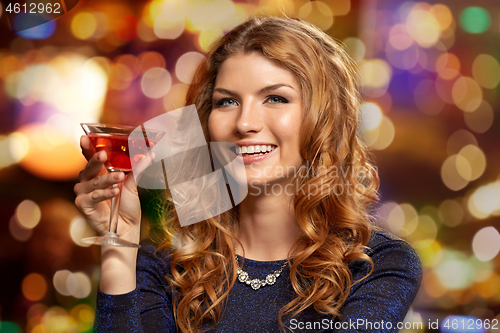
[{"x1": 236, "y1": 188, "x2": 302, "y2": 261}]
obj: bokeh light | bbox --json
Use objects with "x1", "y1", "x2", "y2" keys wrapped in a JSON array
[
  {"x1": 69, "y1": 216, "x2": 96, "y2": 247},
  {"x1": 472, "y1": 227, "x2": 500, "y2": 262},
  {"x1": 460, "y1": 7, "x2": 490, "y2": 34},
  {"x1": 16, "y1": 199, "x2": 41, "y2": 229},
  {"x1": 472, "y1": 54, "x2": 500, "y2": 89},
  {"x1": 22, "y1": 273, "x2": 47, "y2": 301},
  {"x1": 175, "y1": 52, "x2": 206, "y2": 84},
  {"x1": 463, "y1": 100, "x2": 494, "y2": 134},
  {"x1": 141, "y1": 67, "x2": 172, "y2": 99},
  {"x1": 438, "y1": 199, "x2": 464, "y2": 227},
  {"x1": 451, "y1": 77, "x2": 482, "y2": 112}
]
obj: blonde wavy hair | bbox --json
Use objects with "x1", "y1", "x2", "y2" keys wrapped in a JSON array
[{"x1": 157, "y1": 15, "x2": 380, "y2": 333}]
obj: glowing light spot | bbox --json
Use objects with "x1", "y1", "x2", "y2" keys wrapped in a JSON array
[
  {"x1": 370, "y1": 116, "x2": 395, "y2": 150},
  {"x1": 359, "y1": 59, "x2": 392, "y2": 97},
  {"x1": 472, "y1": 54, "x2": 500, "y2": 89},
  {"x1": 472, "y1": 227, "x2": 500, "y2": 261},
  {"x1": 388, "y1": 24, "x2": 413, "y2": 50},
  {"x1": 328, "y1": 0, "x2": 350, "y2": 16},
  {"x1": 452, "y1": 77, "x2": 482, "y2": 112},
  {"x1": 360, "y1": 103, "x2": 382, "y2": 130},
  {"x1": 71, "y1": 12, "x2": 97, "y2": 40},
  {"x1": 475, "y1": 273, "x2": 500, "y2": 298},
  {"x1": 385, "y1": 42, "x2": 419, "y2": 70},
  {"x1": 436, "y1": 53, "x2": 460, "y2": 80},
  {"x1": 441, "y1": 155, "x2": 469, "y2": 191},
  {"x1": 69, "y1": 216, "x2": 96, "y2": 247},
  {"x1": 468, "y1": 182, "x2": 500, "y2": 219},
  {"x1": 342, "y1": 38, "x2": 366, "y2": 62},
  {"x1": 138, "y1": 51, "x2": 166, "y2": 75},
  {"x1": 42, "y1": 307, "x2": 70, "y2": 332},
  {"x1": 406, "y1": 9, "x2": 441, "y2": 48},
  {"x1": 386, "y1": 203, "x2": 405, "y2": 234},
  {"x1": 429, "y1": 4, "x2": 453, "y2": 31},
  {"x1": 175, "y1": 52, "x2": 206, "y2": 84},
  {"x1": 53, "y1": 270, "x2": 77, "y2": 296},
  {"x1": 198, "y1": 29, "x2": 223, "y2": 53},
  {"x1": 460, "y1": 7, "x2": 490, "y2": 34},
  {"x1": 22, "y1": 273, "x2": 47, "y2": 301},
  {"x1": 438, "y1": 199, "x2": 464, "y2": 227},
  {"x1": 464, "y1": 100, "x2": 494, "y2": 134},
  {"x1": 0, "y1": 322, "x2": 21, "y2": 333},
  {"x1": 16, "y1": 199, "x2": 41, "y2": 229},
  {"x1": 409, "y1": 215, "x2": 438, "y2": 249},
  {"x1": 417, "y1": 240, "x2": 442, "y2": 268},
  {"x1": 115, "y1": 15, "x2": 138, "y2": 41},
  {"x1": 141, "y1": 67, "x2": 172, "y2": 99},
  {"x1": 298, "y1": 1, "x2": 334, "y2": 31},
  {"x1": 154, "y1": 14, "x2": 185, "y2": 39},
  {"x1": 446, "y1": 129, "x2": 477, "y2": 155},
  {"x1": 9, "y1": 216, "x2": 32, "y2": 241},
  {"x1": 435, "y1": 252, "x2": 474, "y2": 289},
  {"x1": 395, "y1": 203, "x2": 419, "y2": 237},
  {"x1": 70, "y1": 304, "x2": 94, "y2": 332},
  {"x1": 8, "y1": 132, "x2": 30, "y2": 163},
  {"x1": 73, "y1": 272, "x2": 92, "y2": 299},
  {"x1": 457, "y1": 145, "x2": 485, "y2": 181}
]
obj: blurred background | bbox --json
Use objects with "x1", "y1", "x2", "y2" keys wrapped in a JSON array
[{"x1": 0, "y1": 0, "x2": 499, "y2": 332}]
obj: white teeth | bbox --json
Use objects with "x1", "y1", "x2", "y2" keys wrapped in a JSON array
[{"x1": 236, "y1": 144, "x2": 277, "y2": 155}]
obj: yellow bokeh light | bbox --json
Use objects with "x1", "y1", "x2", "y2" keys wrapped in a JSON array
[
  {"x1": 359, "y1": 59, "x2": 392, "y2": 97},
  {"x1": 197, "y1": 29, "x2": 223, "y2": 53},
  {"x1": 69, "y1": 216, "x2": 96, "y2": 247},
  {"x1": 409, "y1": 215, "x2": 438, "y2": 249},
  {"x1": 452, "y1": 77, "x2": 482, "y2": 112},
  {"x1": 328, "y1": 0, "x2": 350, "y2": 16},
  {"x1": 342, "y1": 37, "x2": 366, "y2": 62},
  {"x1": 417, "y1": 240, "x2": 443, "y2": 267},
  {"x1": 441, "y1": 155, "x2": 469, "y2": 191},
  {"x1": 369, "y1": 116, "x2": 395, "y2": 150},
  {"x1": 258, "y1": 0, "x2": 295, "y2": 17},
  {"x1": 429, "y1": 4, "x2": 453, "y2": 31},
  {"x1": 71, "y1": 12, "x2": 97, "y2": 40},
  {"x1": 406, "y1": 9, "x2": 441, "y2": 48},
  {"x1": 463, "y1": 99, "x2": 494, "y2": 134},
  {"x1": 22, "y1": 273, "x2": 47, "y2": 301},
  {"x1": 475, "y1": 273, "x2": 500, "y2": 298},
  {"x1": 396, "y1": 203, "x2": 419, "y2": 237},
  {"x1": 17, "y1": 123, "x2": 86, "y2": 181},
  {"x1": 468, "y1": 182, "x2": 500, "y2": 219},
  {"x1": 457, "y1": 144, "x2": 486, "y2": 181},
  {"x1": 16, "y1": 199, "x2": 41, "y2": 229},
  {"x1": 435, "y1": 251, "x2": 475, "y2": 290},
  {"x1": 471, "y1": 54, "x2": 500, "y2": 89},
  {"x1": 298, "y1": 1, "x2": 334, "y2": 31},
  {"x1": 472, "y1": 227, "x2": 500, "y2": 261},
  {"x1": 154, "y1": 16, "x2": 185, "y2": 39}
]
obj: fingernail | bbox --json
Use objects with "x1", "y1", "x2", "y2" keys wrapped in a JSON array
[{"x1": 115, "y1": 173, "x2": 124, "y2": 181}]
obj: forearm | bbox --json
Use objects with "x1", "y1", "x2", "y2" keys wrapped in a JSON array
[{"x1": 99, "y1": 229, "x2": 141, "y2": 294}]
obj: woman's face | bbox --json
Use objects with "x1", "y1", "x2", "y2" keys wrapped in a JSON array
[{"x1": 208, "y1": 52, "x2": 303, "y2": 188}]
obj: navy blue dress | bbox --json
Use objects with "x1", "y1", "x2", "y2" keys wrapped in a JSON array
[{"x1": 94, "y1": 230, "x2": 422, "y2": 332}]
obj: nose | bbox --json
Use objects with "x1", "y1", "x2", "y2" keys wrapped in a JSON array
[{"x1": 234, "y1": 102, "x2": 263, "y2": 135}]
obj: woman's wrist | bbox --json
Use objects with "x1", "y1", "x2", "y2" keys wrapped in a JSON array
[{"x1": 99, "y1": 245, "x2": 138, "y2": 294}]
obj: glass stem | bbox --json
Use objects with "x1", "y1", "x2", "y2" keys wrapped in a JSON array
[{"x1": 108, "y1": 179, "x2": 123, "y2": 236}]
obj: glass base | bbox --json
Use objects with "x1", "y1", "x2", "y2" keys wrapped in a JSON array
[{"x1": 81, "y1": 232, "x2": 140, "y2": 248}]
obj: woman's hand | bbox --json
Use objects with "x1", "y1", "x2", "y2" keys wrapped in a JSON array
[{"x1": 74, "y1": 135, "x2": 142, "y2": 244}]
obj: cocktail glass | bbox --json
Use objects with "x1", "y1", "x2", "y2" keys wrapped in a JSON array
[{"x1": 80, "y1": 123, "x2": 164, "y2": 247}]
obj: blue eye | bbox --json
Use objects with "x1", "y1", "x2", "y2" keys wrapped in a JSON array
[
  {"x1": 267, "y1": 96, "x2": 289, "y2": 103},
  {"x1": 215, "y1": 98, "x2": 237, "y2": 108}
]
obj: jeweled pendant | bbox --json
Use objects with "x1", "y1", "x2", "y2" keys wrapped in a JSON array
[
  {"x1": 238, "y1": 271, "x2": 249, "y2": 283},
  {"x1": 250, "y1": 279, "x2": 261, "y2": 290},
  {"x1": 266, "y1": 274, "x2": 277, "y2": 285}
]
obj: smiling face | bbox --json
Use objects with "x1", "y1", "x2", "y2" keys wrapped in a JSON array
[{"x1": 208, "y1": 52, "x2": 303, "y2": 188}]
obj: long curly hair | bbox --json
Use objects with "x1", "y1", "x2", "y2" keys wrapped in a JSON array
[{"x1": 157, "y1": 16, "x2": 380, "y2": 333}]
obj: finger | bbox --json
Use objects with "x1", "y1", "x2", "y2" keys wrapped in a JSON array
[
  {"x1": 75, "y1": 172, "x2": 125, "y2": 195},
  {"x1": 80, "y1": 135, "x2": 93, "y2": 161},
  {"x1": 79, "y1": 150, "x2": 107, "y2": 181},
  {"x1": 76, "y1": 187, "x2": 120, "y2": 209},
  {"x1": 125, "y1": 151, "x2": 156, "y2": 194}
]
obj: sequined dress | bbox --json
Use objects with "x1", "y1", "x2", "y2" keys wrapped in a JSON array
[{"x1": 94, "y1": 230, "x2": 422, "y2": 332}]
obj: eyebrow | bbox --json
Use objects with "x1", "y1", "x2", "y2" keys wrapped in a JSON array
[{"x1": 213, "y1": 83, "x2": 296, "y2": 98}]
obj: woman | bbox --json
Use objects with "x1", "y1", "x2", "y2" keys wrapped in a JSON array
[{"x1": 75, "y1": 16, "x2": 422, "y2": 332}]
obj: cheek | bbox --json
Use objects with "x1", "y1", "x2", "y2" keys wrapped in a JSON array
[{"x1": 208, "y1": 112, "x2": 227, "y2": 141}]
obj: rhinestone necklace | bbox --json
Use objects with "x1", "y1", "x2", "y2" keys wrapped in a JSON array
[{"x1": 235, "y1": 254, "x2": 289, "y2": 290}]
